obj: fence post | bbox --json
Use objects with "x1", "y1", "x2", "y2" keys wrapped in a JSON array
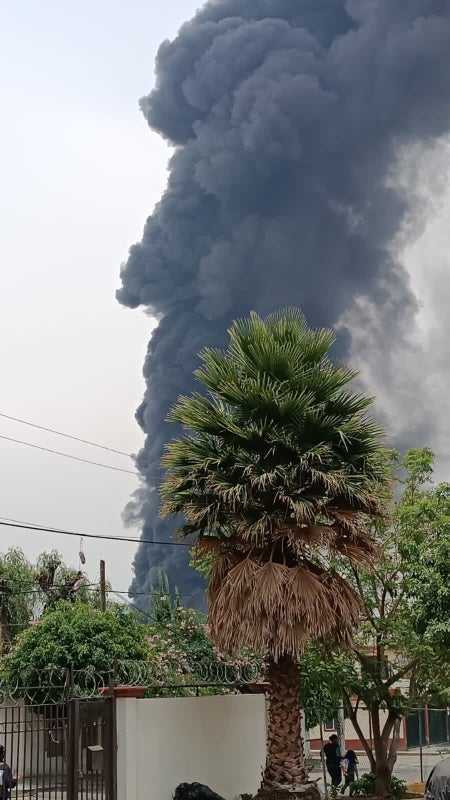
[
  {"x1": 105, "y1": 696, "x2": 117, "y2": 800},
  {"x1": 418, "y1": 709, "x2": 424, "y2": 783},
  {"x1": 67, "y1": 698, "x2": 80, "y2": 800},
  {"x1": 319, "y1": 720, "x2": 328, "y2": 794}
]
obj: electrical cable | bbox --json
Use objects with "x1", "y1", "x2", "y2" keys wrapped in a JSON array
[
  {"x1": 0, "y1": 517, "x2": 191, "y2": 547},
  {"x1": 0, "y1": 412, "x2": 131, "y2": 457},
  {"x1": 0, "y1": 585, "x2": 203, "y2": 598},
  {"x1": 109, "y1": 591, "x2": 153, "y2": 620},
  {"x1": 0, "y1": 435, "x2": 138, "y2": 475}
]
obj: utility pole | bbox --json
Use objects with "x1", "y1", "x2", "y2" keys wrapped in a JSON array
[{"x1": 100, "y1": 560, "x2": 106, "y2": 612}]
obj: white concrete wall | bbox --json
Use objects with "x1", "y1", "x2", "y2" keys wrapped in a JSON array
[{"x1": 116, "y1": 695, "x2": 267, "y2": 800}]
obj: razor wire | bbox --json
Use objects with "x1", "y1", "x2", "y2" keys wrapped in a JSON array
[
  {"x1": 0, "y1": 658, "x2": 265, "y2": 705},
  {"x1": 115, "y1": 658, "x2": 264, "y2": 687}
]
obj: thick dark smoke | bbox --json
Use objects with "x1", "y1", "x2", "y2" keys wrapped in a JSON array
[{"x1": 118, "y1": 0, "x2": 450, "y2": 602}]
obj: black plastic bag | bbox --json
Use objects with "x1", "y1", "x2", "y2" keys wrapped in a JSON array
[{"x1": 174, "y1": 782, "x2": 225, "y2": 800}]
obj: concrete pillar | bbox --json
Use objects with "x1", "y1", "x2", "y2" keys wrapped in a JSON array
[{"x1": 116, "y1": 698, "x2": 138, "y2": 800}]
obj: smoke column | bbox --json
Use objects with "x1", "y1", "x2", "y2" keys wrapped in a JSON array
[{"x1": 117, "y1": 0, "x2": 450, "y2": 602}]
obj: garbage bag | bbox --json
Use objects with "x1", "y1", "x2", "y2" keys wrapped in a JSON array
[{"x1": 174, "y1": 782, "x2": 226, "y2": 800}]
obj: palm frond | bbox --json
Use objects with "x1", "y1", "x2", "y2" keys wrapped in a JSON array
[{"x1": 161, "y1": 308, "x2": 389, "y2": 659}]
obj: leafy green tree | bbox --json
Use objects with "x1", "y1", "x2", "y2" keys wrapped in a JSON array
[
  {"x1": 0, "y1": 548, "x2": 35, "y2": 649},
  {"x1": 160, "y1": 309, "x2": 388, "y2": 796},
  {"x1": 396, "y1": 452, "x2": 450, "y2": 653},
  {"x1": 299, "y1": 644, "x2": 357, "y2": 730},
  {"x1": 34, "y1": 550, "x2": 89, "y2": 610},
  {"x1": 0, "y1": 601, "x2": 150, "y2": 703},
  {"x1": 317, "y1": 448, "x2": 450, "y2": 796}
]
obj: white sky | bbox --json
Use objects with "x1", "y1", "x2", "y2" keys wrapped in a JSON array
[{"x1": 0, "y1": 0, "x2": 201, "y2": 594}]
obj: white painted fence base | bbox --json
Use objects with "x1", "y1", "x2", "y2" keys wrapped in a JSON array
[{"x1": 116, "y1": 695, "x2": 267, "y2": 800}]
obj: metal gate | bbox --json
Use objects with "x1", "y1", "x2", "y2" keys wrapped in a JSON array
[
  {"x1": 0, "y1": 698, "x2": 116, "y2": 800},
  {"x1": 67, "y1": 698, "x2": 116, "y2": 800}
]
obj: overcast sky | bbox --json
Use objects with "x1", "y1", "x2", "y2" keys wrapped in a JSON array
[
  {"x1": 2, "y1": 1, "x2": 450, "y2": 601},
  {"x1": 0, "y1": 0, "x2": 200, "y2": 595}
]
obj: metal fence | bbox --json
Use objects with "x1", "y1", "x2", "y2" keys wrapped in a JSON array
[{"x1": 0, "y1": 672, "x2": 116, "y2": 800}]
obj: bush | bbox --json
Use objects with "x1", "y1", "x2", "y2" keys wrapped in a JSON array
[
  {"x1": 0, "y1": 601, "x2": 150, "y2": 703},
  {"x1": 350, "y1": 773, "x2": 406, "y2": 799}
]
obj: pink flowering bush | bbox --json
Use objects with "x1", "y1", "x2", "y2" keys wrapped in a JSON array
[{"x1": 140, "y1": 575, "x2": 261, "y2": 697}]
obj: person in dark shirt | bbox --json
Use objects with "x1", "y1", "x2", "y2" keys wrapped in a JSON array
[
  {"x1": 0, "y1": 746, "x2": 19, "y2": 800},
  {"x1": 323, "y1": 734, "x2": 342, "y2": 787}
]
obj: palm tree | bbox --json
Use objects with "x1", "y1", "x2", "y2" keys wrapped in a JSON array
[{"x1": 160, "y1": 309, "x2": 388, "y2": 798}]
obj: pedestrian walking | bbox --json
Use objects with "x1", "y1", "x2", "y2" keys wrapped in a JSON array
[{"x1": 323, "y1": 734, "x2": 342, "y2": 787}]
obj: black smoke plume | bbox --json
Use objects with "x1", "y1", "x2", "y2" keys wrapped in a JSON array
[{"x1": 118, "y1": 0, "x2": 450, "y2": 603}]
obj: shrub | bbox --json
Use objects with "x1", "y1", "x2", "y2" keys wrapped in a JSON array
[{"x1": 350, "y1": 773, "x2": 406, "y2": 799}]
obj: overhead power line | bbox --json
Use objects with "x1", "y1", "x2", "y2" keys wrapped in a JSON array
[
  {"x1": 0, "y1": 585, "x2": 203, "y2": 599},
  {"x1": 0, "y1": 435, "x2": 138, "y2": 475},
  {"x1": 0, "y1": 517, "x2": 191, "y2": 547},
  {"x1": 0, "y1": 412, "x2": 132, "y2": 457},
  {"x1": 110, "y1": 589, "x2": 204, "y2": 599}
]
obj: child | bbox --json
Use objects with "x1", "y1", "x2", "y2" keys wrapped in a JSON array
[{"x1": 341, "y1": 750, "x2": 358, "y2": 794}]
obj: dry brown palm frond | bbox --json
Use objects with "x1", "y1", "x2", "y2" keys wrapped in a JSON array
[
  {"x1": 319, "y1": 572, "x2": 361, "y2": 632},
  {"x1": 288, "y1": 565, "x2": 330, "y2": 625},
  {"x1": 331, "y1": 531, "x2": 380, "y2": 565},
  {"x1": 225, "y1": 558, "x2": 260, "y2": 594},
  {"x1": 288, "y1": 500, "x2": 316, "y2": 525},
  {"x1": 327, "y1": 509, "x2": 364, "y2": 534},
  {"x1": 273, "y1": 621, "x2": 311, "y2": 659},
  {"x1": 209, "y1": 585, "x2": 259, "y2": 653},
  {"x1": 207, "y1": 553, "x2": 238, "y2": 600},
  {"x1": 275, "y1": 523, "x2": 335, "y2": 548},
  {"x1": 209, "y1": 559, "x2": 259, "y2": 627},
  {"x1": 209, "y1": 559, "x2": 360, "y2": 658},
  {"x1": 248, "y1": 562, "x2": 290, "y2": 618}
]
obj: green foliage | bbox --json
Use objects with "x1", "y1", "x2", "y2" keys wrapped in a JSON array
[
  {"x1": 299, "y1": 644, "x2": 357, "y2": 729},
  {"x1": 307, "y1": 448, "x2": 450, "y2": 794},
  {"x1": 0, "y1": 548, "x2": 35, "y2": 646},
  {"x1": 34, "y1": 550, "x2": 89, "y2": 610},
  {"x1": 145, "y1": 575, "x2": 261, "y2": 696},
  {"x1": 349, "y1": 773, "x2": 406, "y2": 799},
  {"x1": 162, "y1": 308, "x2": 388, "y2": 543},
  {"x1": 401, "y1": 447, "x2": 434, "y2": 500},
  {"x1": 395, "y1": 474, "x2": 450, "y2": 655},
  {"x1": 0, "y1": 601, "x2": 149, "y2": 703},
  {"x1": 189, "y1": 547, "x2": 212, "y2": 581}
]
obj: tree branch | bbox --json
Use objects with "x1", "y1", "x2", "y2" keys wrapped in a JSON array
[
  {"x1": 388, "y1": 589, "x2": 406, "y2": 618},
  {"x1": 386, "y1": 658, "x2": 419, "y2": 688},
  {"x1": 381, "y1": 711, "x2": 396, "y2": 745},
  {"x1": 351, "y1": 565, "x2": 378, "y2": 629},
  {"x1": 388, "y1": 719, "x2": 402, "y2": 771},
  {"x1": 343, "y1": 691, "x2": 375, "y2": 771}
]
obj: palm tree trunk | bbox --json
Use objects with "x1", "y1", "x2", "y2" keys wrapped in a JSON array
[{"x1": 261, "y1": 655, "x2": 308, "y2": 791}]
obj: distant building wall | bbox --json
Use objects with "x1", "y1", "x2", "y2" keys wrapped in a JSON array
[{"x1": 308, "y1": 707, "x2": 407, "y2": 752}]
